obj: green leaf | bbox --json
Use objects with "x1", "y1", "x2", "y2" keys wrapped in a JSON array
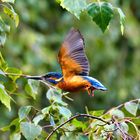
[
  {"x1": 20, "y1": 122, "x2": 42, "y2": 140},
  {"x1": 1, "y1": 0, "x2": 15, "y2": 3},
  {"x1": 87, "y1": 2, "x2": 114, "y2": 32},
  {"x1": 90, "y1": 110, "x2": 104, "y2": 117},
  {"x1": 60, "y1": 0, "x2": 87, "y2": 19},
  {"x1": 1, "y1": 118, "x2": 20, "y2": 132},
  {"x1": 18, "y1": 106, "x2": 31, "y2": 121},
  {"x1": 0, "y1": 84, "x2": 11, "y2": 111},
  {"x1": 10, "y1": 132, "x2": 21, "y2": 140},
  {"x1": 110, "y1": 109, "x2": 124, "y2": 119},
  {"x1": 120, "y1": 122, "x2": 129, "y2": 133},
  {"x1": 46, "y1": 89, "x2": 67, "y2": 106},
  {"x1": 0, "y1": 17, "x2": 10, "y2": 46},
  {"x1": 124, "y1": 102, "x2": 139, "y2": 116},
  {"x1": 0, "y1": 69, "x2": 5, "y2": 76},
  {"x1": 3, "y1": 5, "x2": 19, "y2": 27},
  {"x1": 0, "y1": 32, "x2": 6, "y2": 47},
  {"x1": 72, "y1": 119, "x2": 86, "y2": 130},
  {"x1": 25, "y1": 79, "x2": 39, "y2": 99},
  {"x1": 5, "y1": 67, "x2": 22, "y2": 81},
  {"x1": 58, "y1": 106, "x2": 71, "y2": 119},
  {"x1": 104, "y1": 123, "x2": 116, "y2": 131},
  {"x1": 50, "y1": 116, "x2": 55, "y2": 126},
  {"x1": 41, "y1": 106, "x2": 51, "y2": 115},
  {"x1": 132, "y1": 117, "x2": 140, "y2": 126},
  {"x1": 0, "y1": 52, "x2": 8, "y2": 70},
  {"x1": 33, "y1": 114, "x2": 45, "y2": 125},
  {"x1": 117, "y1": 8, "x2": 125, "y2": 35}
]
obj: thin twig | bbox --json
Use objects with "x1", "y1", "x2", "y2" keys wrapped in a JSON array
[
  {"x1": 4, "y1": 72, "x2": 29, "y2": 77},
  {"x1": 42, "y1": 125, "x2": 53, "y2": 129},
  {"x1": 105, "y1": 99, "x2": 140, "y2": 114},
  {"x1": 46, "y1": 114, "x2": 110, "y2": 140}
]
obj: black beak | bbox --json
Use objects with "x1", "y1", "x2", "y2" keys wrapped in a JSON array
[{"x1": 24, "y1": 75, "x2": 43, "y2": 80}]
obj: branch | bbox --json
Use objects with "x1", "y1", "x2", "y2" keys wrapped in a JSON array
[
  {"x1": 105, "y1": 98, "x2": 140, "y2": 114},
  {"x1": 46, "y1": 114, "x2": 110, "y2": 140}
]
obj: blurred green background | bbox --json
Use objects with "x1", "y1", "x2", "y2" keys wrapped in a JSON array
[{"x1": 0, "y1": 0, "x2": 140, "y2": 137}]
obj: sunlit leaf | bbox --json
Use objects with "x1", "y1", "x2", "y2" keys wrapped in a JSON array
[
  {"x1": 0, "y1": 69, "x2": 5, "y2": 76},
  {"x1": 110, "y1": 109, "x2": 124, "y2": 118},
  {"x1": 1, "y1": 0, "x2": 15, "y2": 3},
  {"x1": 10, "y1": 132, "x2": 21, "y2": 140},
  {"x1": 5, "y1": 67, "x2": 22, "y2": 82},
  {"x1": 58, "y1": 106, "x2": 72, "y2": 119},
  {"x1": 25, "y1": 79, "x2": 39, "y2": 99},
  {"x1": 20, "y1": 122, "x2": 42, "y2": 140},
  {"x1": 87, "y1": 2, "x2": 114, "y2": 32},
  {"x1": 3, "y1": 5, "x2": 19, "y2": 27},
  {"x1": 33, "y1": 114, "x2": 45, "y2": 125},
  {"x1": 104, "y1": 123, "x2": 116, "y2": 131},
  {"x1": 41, "y1": 106, "x2": 51, "y2": 115},
  {"x1": 72, "y1": 119, "x2": 86, "y2": 130},
  {"x1": 124, "y1": 102, "x2": 139, "y2": 116},
  {"x1": 18, "y1": 106, "x2": 31, "y2": 121},
  {"x1": 0, "y1": 32, "x2": 6, "y2": 47},
  {"x1": 90, "y1": 110, "x2": 104, "y2": 117},
  {"x1": 46, "y1": 89, "x2": 67, "y2": 106},
  {"x1": 117, "y1": 8, "x2": 125, "y2": 35},
  {"x1": 0, "y1": 52, "x2": 8, "y2": 70},
  {"x1": 120, "y1": 122, "x2": 129, "y2": 133},
  {"x1": 60, "y1": 0, "x2": 87, "y2": 19},
  {"x1": 0, "y1": 84, "x2": 11, "y2": 111}
]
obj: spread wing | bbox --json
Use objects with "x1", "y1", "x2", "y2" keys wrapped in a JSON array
[{"x1": 58, "y1": 28, "x2": 90, "y2": 79}]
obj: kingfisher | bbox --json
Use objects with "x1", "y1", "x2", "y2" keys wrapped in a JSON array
[{"x1": 26, "y1": 28, "x2": 107, "y2": 96}]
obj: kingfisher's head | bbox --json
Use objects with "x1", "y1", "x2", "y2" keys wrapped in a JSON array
[{"x1": 42, "y1": 72, "x2": 63, "y2": 85}]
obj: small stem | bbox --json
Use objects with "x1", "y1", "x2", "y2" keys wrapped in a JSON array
[
  {"x1": 4, "y1": 72, "x2": 30, "y2": 78},
  {"x1": 105, "y1": 99, "x2": 140, "y2": 114},
  {"x1": 42, "y1": 125, "x2": 53, "y2": 129},
  {"x1": 46, "y1": 114, "x2": 109, "y2": 140}
]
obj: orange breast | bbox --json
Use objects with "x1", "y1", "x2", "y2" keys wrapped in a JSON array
[{"x1": 56, "y1": 76, "x2": 91, "y2": 92}]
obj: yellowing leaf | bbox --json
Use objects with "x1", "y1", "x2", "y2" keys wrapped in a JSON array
[
  {"x1": 3, "y1": 6, "x2": 19, "y2": 27},
  {"x1": 117, "y1": 8, "x2": 125, "y2": 35}
]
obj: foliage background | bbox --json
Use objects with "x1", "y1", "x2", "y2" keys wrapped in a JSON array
[{"x1": 0, "y1": 0, "x2": 140, "y2": 139}]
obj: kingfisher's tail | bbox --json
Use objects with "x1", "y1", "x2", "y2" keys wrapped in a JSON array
[{"x1": 83, "y1": 76, "x2": 107, "y2": 91}]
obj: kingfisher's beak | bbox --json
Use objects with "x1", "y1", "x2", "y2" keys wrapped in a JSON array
[{"x1": 24, "y1": 75, "x2": 43, "y2": 80}]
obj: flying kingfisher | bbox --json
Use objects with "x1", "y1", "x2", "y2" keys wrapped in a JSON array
[{"x1": 26, "y1": 28, "x2": 107, "y2": 96}]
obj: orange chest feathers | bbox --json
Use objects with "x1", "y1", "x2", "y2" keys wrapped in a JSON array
[{"x1": 56, "y1": 76, "x2": 91, "y2": 92}]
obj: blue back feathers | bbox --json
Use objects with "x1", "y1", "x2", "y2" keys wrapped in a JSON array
[
  {"x1": 83, "y1": 76, "x2": 107, "y2": 91},
  {"x1": 43, "y1": 72, "x2": 62, "y2": 85},
  {"x1": 44, "y1": 72, "x2": 62, "y2": 78}
]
